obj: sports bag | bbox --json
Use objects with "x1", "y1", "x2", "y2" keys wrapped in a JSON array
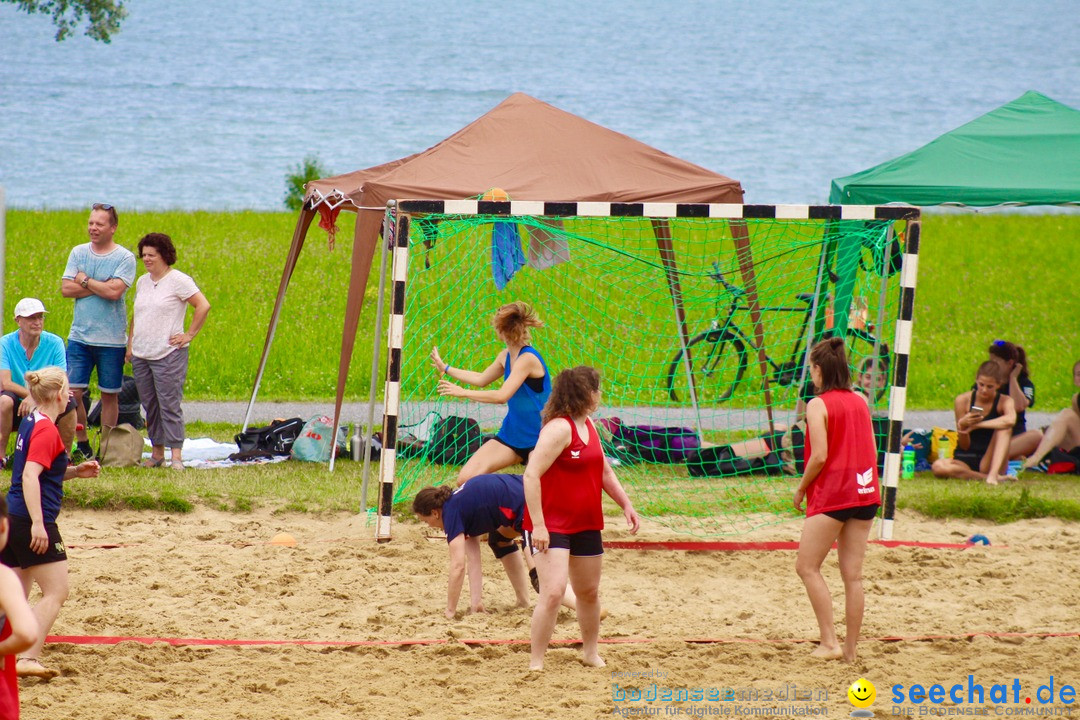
[
  {"x1": 234, "y1": 417, "x2": 305, "y2": 456},
  {"x1": 426, "y1": 416, "x2": 482, "y2": 465},
  {"x1": 686, "y1": 445, "x2": 784, "y2": 477},
  {"x1": 610, "y1": 422, "x2": 700, "y2": 464},
  {"x1": 99, "y1": 423, "x2": 143, "y2": 468},
  {"x1": 291, "y1": 415, "x2": 349, "y2": 462}
]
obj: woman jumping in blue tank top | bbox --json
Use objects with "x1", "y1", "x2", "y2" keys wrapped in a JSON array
[{"x1": 430, "y1": 302, "x2": 552, "y2": 487}]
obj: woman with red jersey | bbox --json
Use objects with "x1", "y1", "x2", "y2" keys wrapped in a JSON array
[
  {"x1": 0, "y1": 367, "x2": 99, "y2": 679},
  {"x1": 793, "y1": 338, "x2": 880, "y2": 663},
  {"x1": 523, "y1": 366, "x2": 640, "y2": 671}
]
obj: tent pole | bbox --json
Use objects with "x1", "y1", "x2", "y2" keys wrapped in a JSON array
[
  {"x1": 328, "y1": 208, "x2": 383, "y2": 473},
  {"x1": 797, "y1": 233, "x2": 830, "y2": 404},
  {"x1": 651, "y1": 220, "x2": 703, "y2": 439},
  {"x1": 729, "y1": 220, "x2": 775, "y2": 436},
  {"x1": 243, "y1": 207, "x2": 316, "y2": 431},
  {"x1": 360, "y1": 207, "x2": 393, "y2": 509}
]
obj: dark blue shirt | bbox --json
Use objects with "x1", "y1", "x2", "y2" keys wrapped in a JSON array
[
  {"x1": 442, "y1": 473, "x2": 525, "y2": 543},
  {"x1": 7, "y1": 412, "x2": 68, "y2": 524}
]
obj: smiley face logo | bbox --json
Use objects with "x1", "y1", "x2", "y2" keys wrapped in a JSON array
[{"x1": 848, "y1": 678, "x2": 876, "y2": 709}]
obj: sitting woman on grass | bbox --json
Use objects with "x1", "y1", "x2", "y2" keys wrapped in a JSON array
[
  {"x1": 932, "y1": 361, "x2": 1016, "y2": 485},
  {"x1": 986, "y1": 340, "x2": 1041, "y2": 459},
  {"x1": 1021, "y1": 359, "x2": 1080, "y2": 473}
]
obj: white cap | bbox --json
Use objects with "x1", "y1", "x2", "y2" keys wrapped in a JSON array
[{"x1": 13, "y1": 298, "x2": 47, "y2": 318}]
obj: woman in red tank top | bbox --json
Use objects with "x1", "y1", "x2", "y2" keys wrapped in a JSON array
[
  {"x1": 523, "y1": 366, "x2": 640, "y2": 671},
  {"x1": 793, "y1": 337, "x2": 880, "y2": 663}
]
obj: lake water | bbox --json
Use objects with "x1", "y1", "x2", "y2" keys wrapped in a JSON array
[{"x1": 1, "y1": 0, "x2": 1077, "y2": 210}]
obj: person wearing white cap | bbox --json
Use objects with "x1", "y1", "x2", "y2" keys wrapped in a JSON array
[{"x1": 0, "y1": 300, "x2": 78, "y2": 467}]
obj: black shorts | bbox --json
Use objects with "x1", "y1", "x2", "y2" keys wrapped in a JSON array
[
  {"x1": 0, "y1": 514, "x2": 68, "y2": 568},
  {"x1": 524, "y1": 529, "x2": 603, "y2": 557},
  {"x1": 492, "y1": 437, "x2": 533, "y2": 465},
  {"x1": 487, "y1": 530, "x2": 521, "y2": 559},
  {"x1": 953, "y1": 450, "x2": 984, "y2": 472},
  {"x1": 3, "y1": 392, "x2": 77, "y2": 432},
  {"x1": 823, "y1": 505, "x2": 880, "y2": 522}
]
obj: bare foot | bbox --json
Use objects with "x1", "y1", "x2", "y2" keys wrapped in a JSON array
[
  {"x1": 985, "y1": 476, "x2": 1000, "y2": 486},
  {"x1": 810, "y1": 644, "x2": 843, "y2": 660},
  {"x1": 16, "y1": 657, "x2": 59, "y2": 679},
  {"x1": 528, "y1": 661, "x2": 544, "y2": 671},
  {"x1": 843, "y1": 648, "x2": 858, "y2": 663},
  {"x1": 582, "y1": 654, "x2": 606, "y2": 668}
]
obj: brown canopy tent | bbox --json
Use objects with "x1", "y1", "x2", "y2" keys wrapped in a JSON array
[{"x1": 246, "y1": 92, "x2": 755, "y2": 459}]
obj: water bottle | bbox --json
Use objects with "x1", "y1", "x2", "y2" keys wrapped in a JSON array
[
  {"x1": 902, "y1": 445, "x2": 916, "y2": 479},
  {"x1": 937, "y1": 432, "x2": 953, "y2": 460}
]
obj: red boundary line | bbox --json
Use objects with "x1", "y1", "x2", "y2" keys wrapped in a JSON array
[
  {"x1": 46, "y1": 630, "x2": 1077, "y2": 649},
  {"x1": 604, "y1": 539, "x2": 992, "y2": 551},
  {"x1": 68, "y1": 538, "x2": 994, "y2": 552}
]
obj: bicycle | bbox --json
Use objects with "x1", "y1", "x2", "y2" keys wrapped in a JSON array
[{"x1": 665, "y1": 263, "x2": 890, "y2": 405}]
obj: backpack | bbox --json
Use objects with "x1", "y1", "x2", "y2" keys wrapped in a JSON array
[
  {"x1": 234, "y1": 417, "x2": 305, "y2": 456},
  {"x1": 605, "y1": 419, "x2": 700, "y2": 464},
  {"x1": 426, "y1": 416, "x2": 482, "y2": 465},
  {"x1": 87, "y1": 375, "x2": 145, "y2": 430},
  {"x1": 290, "y1": 415, "x2": 349, "y2": 463},
  {"x1": 99, "y1": 423, "x2": 143, "y2": 467}
]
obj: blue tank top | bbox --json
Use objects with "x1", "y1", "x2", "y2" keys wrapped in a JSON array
[{"x1": 496, "y1": 346, "x2": 551, "y2": 449}]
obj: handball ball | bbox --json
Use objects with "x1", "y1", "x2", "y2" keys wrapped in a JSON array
[
  {"x1": 967, "y1": 534, "x2": 990, "y2": 546},
  {"x1": 480, "y1": 188, "x2": 510, "y2": 201},
  {"x1": 270, "y1": 532, "x2": 298, "y2": 547}
]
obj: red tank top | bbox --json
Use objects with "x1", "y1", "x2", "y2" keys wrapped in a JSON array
[
  {"x1": 523, "y1": 417, "x2": 605, "y2": 534},
  {"x1": 804, "y1": 389, "x2": 880, "y2": 517},
  {"x1": 0, "y1": 621, "x2": 18, "y2": 720}
]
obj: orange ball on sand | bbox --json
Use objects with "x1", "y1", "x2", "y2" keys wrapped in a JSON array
[
  {"x1": 480, "y1": 188, "x2": 510, "y2": 201},
  {"x1": 270, "y1": 533, "x2": 297, "y2": 547}
]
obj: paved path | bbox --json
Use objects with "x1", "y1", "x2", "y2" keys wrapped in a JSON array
[{"x1": 187, "y1": 401, "x2": 1055, "y2": 434}]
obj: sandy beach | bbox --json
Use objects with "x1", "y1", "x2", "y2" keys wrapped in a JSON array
[{"x1": 9, "y1": 507, "x2": 1078, "y2": 719}]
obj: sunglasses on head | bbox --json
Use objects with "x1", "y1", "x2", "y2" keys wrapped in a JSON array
[
  {"x1": 92, "y1": 202, "x2": 114, "y2": 211},
  {"x1": 993, "y1": 339, "x2": 1006, "y2": 348}
]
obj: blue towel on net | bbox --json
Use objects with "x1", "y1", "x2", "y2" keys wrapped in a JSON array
[{"x1": 491, "y1": 222, "x2": 526, "y2": 290}]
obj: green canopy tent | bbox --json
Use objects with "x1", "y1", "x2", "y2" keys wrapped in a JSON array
[{"x1": 830, "y1": 91, "x2": 1080, "y2": 207}]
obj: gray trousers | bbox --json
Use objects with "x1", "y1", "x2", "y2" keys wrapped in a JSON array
[{"x1": 132, "y1": 347, "x2": 189, "y2": 448}]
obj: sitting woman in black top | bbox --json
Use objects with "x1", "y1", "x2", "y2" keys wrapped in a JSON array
[
  {"x1": 987, "y1": 340, "x2": 1042, "y2": 459},
  {"x1": 933, "y1": 361, "x2": 1017, "y2": 485},
  {"x1": 1021, "y1": 359, "x2": 1080, "y2": 472}
]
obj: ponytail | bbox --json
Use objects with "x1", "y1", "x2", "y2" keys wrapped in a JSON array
[
  {"x1": 412, "y1": 485, "x2": 454, "y2": 516},
  {"x1": 808, "y1": 336, "x2": 850, "y2": 393}
]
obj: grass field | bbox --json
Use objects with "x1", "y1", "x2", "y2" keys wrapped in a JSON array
[
  {"x1": 5, "y1": 209, "x2": 1078, "y2": 409},
  {"x1": 8, "y1": 208, "x2": 1080, "y2": 410},
  {"x1": 57, "y1": 422, "x2": 1080, "y2": 527}
]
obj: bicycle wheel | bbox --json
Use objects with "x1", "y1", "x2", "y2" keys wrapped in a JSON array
[
  {"x1": 846, "y1": 327, "x2": 891, "y2": 403},
  {"x1": 666, "y1": 331, "x2": 748, "y2": 405}
]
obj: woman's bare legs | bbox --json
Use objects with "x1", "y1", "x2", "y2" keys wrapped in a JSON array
[
  {"x1": 836, "y1": 518, "x2": 874, "y2": 662},
  {"x1": 456, "y1": 440, "x2": 524, "y2": 486},
  {"x1": 795, "y1": 513, "x2": 845, "y2": 659},
  {"x1": 1022, "y1": 409, "x2": 1080, "y2": 470}
]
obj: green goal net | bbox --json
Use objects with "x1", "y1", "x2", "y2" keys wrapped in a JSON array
[{"x1": 382, "y1": 204, "x2": 913, "y2": 536}]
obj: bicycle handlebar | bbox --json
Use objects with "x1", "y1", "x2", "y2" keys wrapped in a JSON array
[{"x1": 710, "y1": 262, "x2": 745, "y2": 298}]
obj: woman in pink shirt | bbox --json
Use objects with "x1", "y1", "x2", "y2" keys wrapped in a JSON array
[{"x1": 126, "y1": 234, "x2": 210, "y2": 470}]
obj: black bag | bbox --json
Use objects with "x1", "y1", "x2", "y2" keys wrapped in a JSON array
[
  {"x1": 686, "y1": 445, "x2": 785, "y2": 478},
  {"x1": 234, "y1": 417, "x2": 305, "y2": 456},
  {"x1": 426, "y1": 416, "x2": 482, "y2": 465},
  {"x1": 87, "y1": 375, "x2": 144, "y2": 430}
]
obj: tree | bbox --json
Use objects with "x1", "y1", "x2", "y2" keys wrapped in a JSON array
[
  {"x1": 284, "y1": 156, "x2": 330, "y2": 211},
  {"x1": 3, "y1": 0, "x2": 128, "y2": 43}
]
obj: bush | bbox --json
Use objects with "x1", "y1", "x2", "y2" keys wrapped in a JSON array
[{"x1": 283, "y1": 156, "x2": 329, "y2": 211}]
